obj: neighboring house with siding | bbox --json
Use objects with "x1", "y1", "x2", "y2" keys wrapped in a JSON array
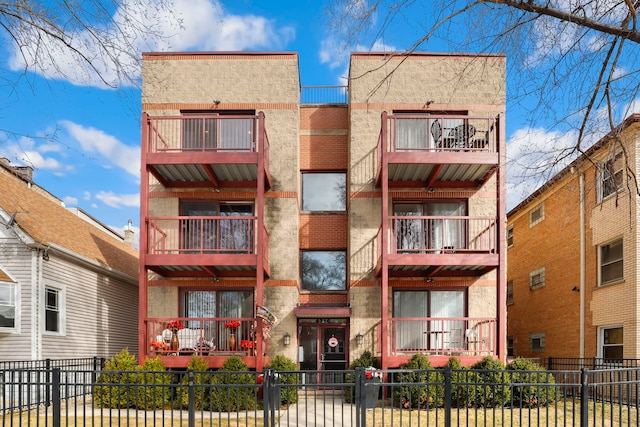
[
  {"x1": 0, "y1": 160, "x2": 139, "y2": 360},
  {"x1": 506, "y1": 114, "x2": 640, "y2": 361}
]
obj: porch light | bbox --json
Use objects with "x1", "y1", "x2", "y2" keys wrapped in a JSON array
[
  {"x1": 283, "y1": 332, "x2": 291, "y2": 346},
  {"x1": 356, "y1": 332, "x2": 364, "y2": 346}
]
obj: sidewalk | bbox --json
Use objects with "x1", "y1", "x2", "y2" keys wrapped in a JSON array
[{"x1": 275, "y1": 389, "x2": 357, "y2": 427}]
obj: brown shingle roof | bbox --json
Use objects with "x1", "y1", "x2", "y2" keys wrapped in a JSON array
[{"x1": 0, "y1": 167, "x2": 139, "y2": 279}]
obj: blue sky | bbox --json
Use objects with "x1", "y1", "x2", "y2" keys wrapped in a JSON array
[{"x1": 0, "y1": 0, "x2": 638, "y2": 246}]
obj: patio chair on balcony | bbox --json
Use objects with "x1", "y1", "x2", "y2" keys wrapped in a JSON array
[
  {"x1": 431, "y1": 120, "x2": 442, "y2": 146},
  {"x1": 442, "y1": 124, "x2": 476, "y2": 149}
]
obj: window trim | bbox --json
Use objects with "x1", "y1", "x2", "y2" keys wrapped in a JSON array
[
  {"x1": 0, "y1": 278, "x2": 19, "y2": 333},
  {"x1": 599, "y1": 325, "x2": 623, "y2": 362},
  {"x1": 529, "y1": 267, "x2": 546, "y2": 290},
  {"x1": 598, "y1": 238, "x2": 623, "y2": 287},
  {"x1": 507, "y1": 225, "x2": 514, "y2": 247},
  {"x1": 530, "y1": 332, "x2": 545, "y2": 352},
  {"x1": 597, "y1": 151, "x2": 624, "y2": 203},
  {"x1": 43, "y1": 283, "x2": 65, "y2": 336},
  {"x1": 529, "y1": 203, "x2": 544, "y2": 227},
  {"x1": 301, "y1": 172, "x2": 347, "y2": 213}
]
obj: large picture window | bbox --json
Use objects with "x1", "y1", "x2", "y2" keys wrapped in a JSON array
[
  {"x1": 302, "y1": 173, "x2": 346, "y2": 212},
  {"x1": 599, "y1": 238, "x2": 623, "y2": 286},
  {"x1": 301, "y1": 251, "x2": 346, "y2": 291},
  {"x1": 393, "y1": 290, "x2": 465, "y2": 351}
]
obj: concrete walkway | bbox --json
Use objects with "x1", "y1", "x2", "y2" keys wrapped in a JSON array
[{"x1": 275, "y1": 389, "x2": 357, "y2": 427}]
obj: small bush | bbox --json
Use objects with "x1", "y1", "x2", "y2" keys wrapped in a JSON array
[
  {"x1": 445, "y1": 357, "x2": 478, "y2": 408},
  {"x1": 265, "y1": 355, "x2": 299, "y2": 405},
  {"x1": 93, "y1": 349, "x2": 138, "y2": 408},
  {"x1": 344, "y1": 351, "x2": 380, "y2": 403},
  {"x1": 470, "y1": 356, "x2": 511, "y2": 407},
  {"x1": 507, "y1": 358, "x2": 557, "y2": 407},
  {"x1": 176, "y1": 356, "x2": 212, "y2": 409},
  {"x1": 208, "y1": 356, "x2": 256, "y2": 411},
  {"x1": 133, "y1": 357, "x2": 172, "y2": 410},
  {"x1": 392, "y1": 354, "x2": 444, "y2": 409}
]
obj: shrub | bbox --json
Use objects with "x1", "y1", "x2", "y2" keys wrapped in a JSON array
[
  {"x1": 507, "y1": 358, "x2": 557, "y2": 407},
  {"x1": 176, "y1": 356, "x2": 212, "y2": 409},
  {"x1": 470, "y1": 356, "x2": 511, "y2": 407},
  {"x1": 132, "y1": 357, "x2": 172, "y2": 410},
  {"x1": 392, "y1": 354, "x2": 444, "y2": 409},
  {"x1": 445, "y1": 357, "x2": 478, "y2": 408},
  {"x1": 93, "y1": 349, "x2": 138, "y2": 408},
  {"x1": 265, "y1": 355, "x2": 299, "y2": 405},
  {"x1": 208, "y1": 356, "x2": 256, "y2": 411},
  {"x1": 344, "y1": 351, "x2": 380, "y2": 403}
]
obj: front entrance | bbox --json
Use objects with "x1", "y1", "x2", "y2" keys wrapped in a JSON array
[{"x1": 298, "y1": 319, "x2": 348, "y2": 385}]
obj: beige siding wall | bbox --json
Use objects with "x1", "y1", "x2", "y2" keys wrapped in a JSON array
[
  {"x1": 41, "y1": 256, "x2": 138, "y2": 359},
  {"x1": 0, "y1": 238, "x2": 35, "y2": 361}
]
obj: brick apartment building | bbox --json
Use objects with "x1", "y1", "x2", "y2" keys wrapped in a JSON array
[
  {"x1": 506, "y1": 115, "x2": 640, "y2": 361},
  {"x1": 138, "y1": 51, "x2": 507, "y2": 373}
]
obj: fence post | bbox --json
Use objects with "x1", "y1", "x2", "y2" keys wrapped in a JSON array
[
  {"x1": 444, "y1": 367, "x2": 452, "y2": 427},
  {"x1": 187, "y1": 371, "x2": 195, "y2": 427},
  {"x1": 46, "y1": 358, "x2": 51, "y2": 407},
  {"x1": 355, "y1": 367, "x2": 365, "y2": 427},
  {"x1": 547, "y1": 356, "x2": 553, "y2": 371},
  {"x1": 52, "y1": 368, "x2": 61, "y2": 427},
  {"x1": 580, "y1": 368, "x2": 589, "y2": 427}
]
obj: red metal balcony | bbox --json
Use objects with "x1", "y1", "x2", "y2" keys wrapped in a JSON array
[
  {"x1": 145, "y1": 317, "x2": 262, "y2": 369},
  {"x1": 376, "y1": 113, "x2": 502, "y2": 188},
  {"x1": 379, "y1": 317, "x2": 497, "y2": 366},
  {"x1": 376, "y1": 216, "x2": 499, "y2": 277},
  {"x1": 145, "y1": 216, "x2": 270, "y2": 278},
  {"x1": 143, "y1": 113, "x2": 271, "y2": 189}
]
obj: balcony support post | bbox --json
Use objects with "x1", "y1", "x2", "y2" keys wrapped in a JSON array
[
  {"x1": 256, "y1": 111, "x2": 266, "y2": 370},
  {"x1": 380, "y1": 112, "x2": 390, "y2": 370}
]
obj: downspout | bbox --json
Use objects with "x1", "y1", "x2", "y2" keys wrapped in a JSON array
[{"x1": 579, "y1": 171, "x2": 586, "y2": 358}]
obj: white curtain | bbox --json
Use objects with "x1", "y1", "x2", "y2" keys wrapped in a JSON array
[
  {"x1": 395, "y1": 119, "x2": 428, "y2": 151},
  {"x1": 394, "y1": 204, "x2": 424, "y2": 252},
  {"x1": 427, "y1": 202, "x2": 463, "y2": 251},
  {"x1": 430, "y1": 291, "x2": 465, "y2": 349},
  {"x1": 394, "y1": 291, "x2": 428, "y2": 351}
]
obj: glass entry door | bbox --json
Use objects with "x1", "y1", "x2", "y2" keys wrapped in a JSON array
[{"x1": 298, "y1": 320, "x2": 348, "y2": 386}]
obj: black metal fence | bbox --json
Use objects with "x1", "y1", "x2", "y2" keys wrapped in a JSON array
[{"x1": 2, "y1": 364, "x2": 640, "y2": 426}]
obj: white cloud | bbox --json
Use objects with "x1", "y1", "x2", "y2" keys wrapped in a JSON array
[
  {"x1": 320, "y1": 37, "x2": 397, "y2": 83},
  {"x1": 6, "y1": 0, "x2": 295, "y2": 88},
  {"x1": 60, "y1": 121, "x2": 140, "y2": 177},
  {"x1": 63, "y1": 196, "x2": 79, "y2": 206},
  {"x1": 95, "y1": 191, "x2": 140, "y2": 209},
  {"x1": 83, "y1": 191, "x2": 92, "y2": 201}
]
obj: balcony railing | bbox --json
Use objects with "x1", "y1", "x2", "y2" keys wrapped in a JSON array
[
  {"x1": 146, "y1": 114, "x2": 261, "y2": 153},
  {"x1": 389, "y1": 216, "x2": 497, "y2": 253},
  {"x1": 385, "y1": 114, "x2": 498, "y2": 153},
  {"x1": 388, "y1": 317, "x2": 496, "y2": 356},
  {"x1": 146, "y1": 318, "x2": 256, "y2": 356},
  {"x1": 147, "y1": 216, "x2": 256, "y2": 255},
  {"x1": 300, "y1": 85, "x2": 348, "y2": 104}
]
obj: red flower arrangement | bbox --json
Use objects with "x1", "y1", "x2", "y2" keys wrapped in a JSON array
[
  {"x1": 240, "y1": 340, "x2": 254, "y2": 349},
  {"x1": 167, "y1": 320, "x2": 184, "y2": 333},
  {"x1": 365, "y1": 367, "x2": 382, "y2": 380},
  {"x1": 225, "y1": 320, "x2": 241, "y2": 329},
  {"x1": 150, "y1": 340, "x2": 168, "y2": 350}
]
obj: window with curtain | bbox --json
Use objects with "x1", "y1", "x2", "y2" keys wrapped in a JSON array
[
  {"x1": 393, "y1": 290, "x2": 465, "y2": 351},
  {"x1": 394, "y1": 201, "x2": 465, "y2": 252},
  {"x1": 181, "y1": 111, "x2": 255, "y2": 151},
  {"x1": 0, "y1": 281, "x2": 16, "y2": 329}
]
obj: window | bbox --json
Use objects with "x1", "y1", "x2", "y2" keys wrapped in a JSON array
[
  {"x1": 507, "y1": 225, "x2": 513, "y2": 247},
  {"x1": 599, "y1": 238, "x2": 623, "y2": 286},
  {"x1": 301, "y1": 251, "x2": 347, "y2": 291},
  {"x1": 302, "y1": 173, "x2": 346, "y2": 212},
  {"x1": 181, "y1": 110, "x2": 255, "y2": 151},
  {"x1": 506, "y1": 280, "x2": 514, "y2": 305},
  {"x1": 601, "y1": 326, "x2": 623, "y2": 361},
  {"x1": 529, "y1": 268, "x2": 545, "y2": 290},
  {"x1": 393, "y1": 201, "x2": 466, "y2": 252},
  {"x1": 529, "y1": 203, "x2": 544, "y2": 227},
  {"x1": 393, "y1": 290, "x2": 465, "y2": 351},
  {"x1": 0, "y1": 281, "x2": 17, "y2": 329},
  {"x1": 597, "y1": 152, "x2": 623, "y2": 202},
  {"x1": 530, "y1": 332, "x2": 545, "y2": 351},
  {"x1": 180, "y1": 201, "x2": 254, "y2": 253},
  {"x1": 507, "y1": 336, "x2": 515, "y2": 357},
  {"x1": 45, "y1": 286, "x2": 63, "y2": 333}
]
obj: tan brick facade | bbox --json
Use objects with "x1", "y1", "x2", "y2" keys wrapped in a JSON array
[{"x1": 507, "y1": 119, "x2": 640, "y2": 360}]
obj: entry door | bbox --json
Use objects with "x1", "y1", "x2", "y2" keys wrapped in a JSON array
[{"x1": 298, "y1": 323, "x2": 347, "y2": 385}]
